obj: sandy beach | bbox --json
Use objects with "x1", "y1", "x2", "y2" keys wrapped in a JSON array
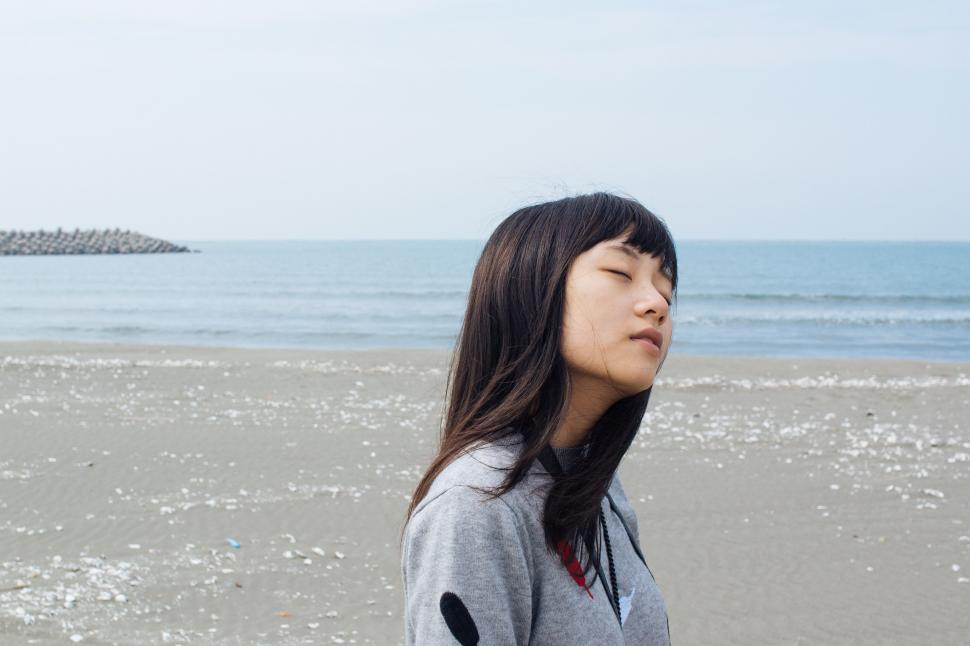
[{"x1": 1, "y1": 340, "x2": 968, "y2": 645}]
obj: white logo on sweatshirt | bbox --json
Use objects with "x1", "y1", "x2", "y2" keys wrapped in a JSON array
[{"x1": 618, "y1": 585, "x2": 636, "y2": 625}]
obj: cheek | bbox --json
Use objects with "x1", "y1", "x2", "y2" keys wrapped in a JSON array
[{"x1": 561, "y1": 284, "x2": 626, "y2": 372}]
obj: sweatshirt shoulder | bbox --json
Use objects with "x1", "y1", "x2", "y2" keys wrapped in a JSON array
[
  {"x1": 401, "y1": 453, "x2": 539, "y2": 587},
  {"x1": 409, "y1": 432, "x2": 549, "y2": 521}
]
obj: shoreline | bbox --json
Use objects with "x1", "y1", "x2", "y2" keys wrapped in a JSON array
[{"x1": 3, "y1": 337, "x2": 969, "y2": 369}]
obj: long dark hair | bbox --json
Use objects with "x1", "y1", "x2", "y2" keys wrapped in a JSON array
[{"x1": 401, "y1": 191, "x2": 678, "y2": 586}]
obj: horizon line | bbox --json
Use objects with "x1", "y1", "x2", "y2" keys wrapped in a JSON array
[{"x1": 170, "y1": 237, "x2": 970, "y2": 243}]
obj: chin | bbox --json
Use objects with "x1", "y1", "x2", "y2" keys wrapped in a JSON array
[
  {"x1": 621, "y1": 375, "x2": 654, "y2": 396},
  {"x1": 610, "y1": 359, "x2": 658, "y2": 394}
]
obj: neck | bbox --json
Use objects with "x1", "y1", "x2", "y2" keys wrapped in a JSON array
[
  {"x1": 548, "y1": 372, "x2": 618, "y2": 447},
  {"x1": 549, "y1": 422, "x2": 592, "y2": 448}
]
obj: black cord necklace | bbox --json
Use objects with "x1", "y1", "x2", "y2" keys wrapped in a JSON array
[{"x1": 600, "y1": 507, "x2": 621, "y2": 621}]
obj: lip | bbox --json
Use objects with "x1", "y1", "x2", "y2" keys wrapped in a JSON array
[
  {"x1": 630, "y1": 328, "x2": 663, "y2": 354},
  {"x1": 632, "y1": 337, "x2": 661, "y2": 355}
]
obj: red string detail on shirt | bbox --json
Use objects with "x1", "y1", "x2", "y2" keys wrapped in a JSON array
[{"x1": 557, "y1": 538, "x2": 593, "y2": 599}]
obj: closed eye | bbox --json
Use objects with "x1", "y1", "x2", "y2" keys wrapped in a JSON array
[{"x1": 608, "y1": 269, "x2": 673, "y2": 306}]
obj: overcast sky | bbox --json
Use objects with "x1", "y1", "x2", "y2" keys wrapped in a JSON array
[{"x1": 1, "y1": 1, "x2": 967, "y2": 241}]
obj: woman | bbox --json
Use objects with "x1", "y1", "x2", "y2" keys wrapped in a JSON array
[{"x1": 400, "y1": 192, "x2": 677, "y2": 645}]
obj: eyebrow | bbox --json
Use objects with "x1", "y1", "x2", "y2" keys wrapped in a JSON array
[{"x1": 605, "y1": 242, "x2": 674, "y2": 283}]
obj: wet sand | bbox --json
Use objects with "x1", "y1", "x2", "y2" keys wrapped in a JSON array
[{"x1": 1, "y1": 340, "x2": 968, "y2": 645}]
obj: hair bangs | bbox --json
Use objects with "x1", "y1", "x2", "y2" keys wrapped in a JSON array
[{"x1": 580, "y1": 193, "x2": 679, "y2": 296}]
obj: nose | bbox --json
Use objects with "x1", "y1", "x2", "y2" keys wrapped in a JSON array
[{"x1": 636, "y1": 289, "x2": 669, "y2": 322}]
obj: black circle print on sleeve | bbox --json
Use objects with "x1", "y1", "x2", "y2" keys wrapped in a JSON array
[{"x1": 440, "y1": 591, "x2": 480, "y2": 646}]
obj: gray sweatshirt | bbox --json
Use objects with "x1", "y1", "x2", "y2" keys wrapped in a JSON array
[{"x1": 401, "y1": 430, "x2": 671, "y2": 645}]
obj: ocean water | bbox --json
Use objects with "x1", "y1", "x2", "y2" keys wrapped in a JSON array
[{"x1": 0, "y1": 240, "x2": 967, "y2": 362}]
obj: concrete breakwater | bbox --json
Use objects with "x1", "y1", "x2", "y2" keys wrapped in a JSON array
[{"x1": 0, "y1": 229, "x2": 194, "y2": 255}]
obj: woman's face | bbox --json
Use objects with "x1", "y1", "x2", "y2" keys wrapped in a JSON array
[{"x1": 561, "y1": 230, "x2": 674, "y2": 398}]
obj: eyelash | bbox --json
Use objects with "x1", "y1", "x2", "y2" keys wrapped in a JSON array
[{"x1": 608, "y1": 270, "x2": 673, "y2": 306}]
